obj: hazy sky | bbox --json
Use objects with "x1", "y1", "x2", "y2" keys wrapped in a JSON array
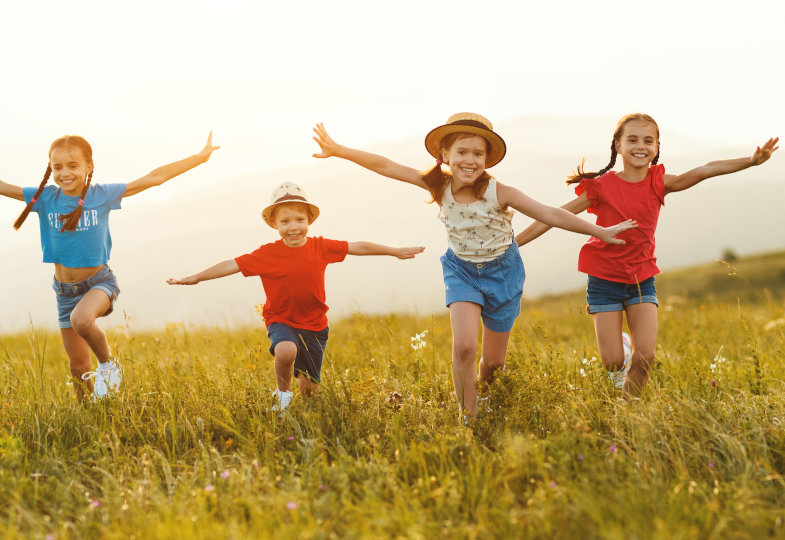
[
  {"x1": 0, "y1": 1, "x2": 783, "y2": 331},
  {"x1": 1, "y1": 0, "x2": 782, "y2": 154}
]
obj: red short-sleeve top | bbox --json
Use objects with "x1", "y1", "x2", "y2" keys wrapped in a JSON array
[
  {"x1": 235, "y1": 236, "x2": 349, "y2": 330},
  {"x1": 575, "y1": 164, "x2": 666, "y2": 284}
]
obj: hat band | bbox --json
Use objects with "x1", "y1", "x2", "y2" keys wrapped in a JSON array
[
  {"x1": 274, "y1": 195, "x2": 307, "y2": 204},
  {"x1": 448, "y1": 119, "x2": 492, "y2": 131}
]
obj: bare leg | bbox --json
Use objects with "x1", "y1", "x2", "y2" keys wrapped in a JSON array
[
  {"x1": 69, "y1": 289, "x2": 112, "y2": 363},
  {"x1": 297, "y1": 376, "x2": 319, "y2": 397},
  {"x1": 60, "y1": 327, "x2": 93, "y2": 401},
  {"x1": 592, "y1": 311, "x2": 626, "y2": 372},
  {"x1": 273, "y1": 341, "x2": 297, "y2": 391},
  {"x1": 478, "y1": 327, "x2": 512, "y2": 390},
  {"x1": 623, "y1": 303, "x2": 658, "y2": 396},
  {"x1": 449, "y1": 302, "x2": 482, "y2": 418}
]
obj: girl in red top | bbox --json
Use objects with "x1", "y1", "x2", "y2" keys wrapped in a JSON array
[{"x1": 516, "y1": 113, "x2": 778, "y2": 395}]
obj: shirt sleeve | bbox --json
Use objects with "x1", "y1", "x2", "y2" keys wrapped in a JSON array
[
  {"x1": 22, "y1": 187, "x2": 42, "y2": 211},
  {"x1": 92, "y1": 183, "x2": 127, "y2": 210},
  {"x1": 574, "y1": 177, "x2": 602, "y2": 216},
  {"x1": 235, "y1": 246, "x2": 267, "y2": 277},
  {"x1": 317, "y1": 237, "x2": 349, "y2": 264}
]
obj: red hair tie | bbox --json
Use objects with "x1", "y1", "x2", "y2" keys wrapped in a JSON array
[
  {"x1": 31, "y1": 198, "x2": 37, "y2": 204},
  {"x1": 436, "y1": 159, "x2": 444, "y2": 165},
  {"x1": 78, "y1": 199, "x2": 85, "y2": 206}
]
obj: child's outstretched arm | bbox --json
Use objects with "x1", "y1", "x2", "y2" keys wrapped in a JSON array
[
  {"x1": 347, "y1": 242, "x2": 425, "y2": 259},
  {"x1": 312, "y1": 123, "x2": 428, "y2": 190},
  {"x1": 167, "y1": 259, "x2": 240, "y2": 285},
  {"x1": 124, "y1": 132, "x2": 220, "y2": 197},
  {"x1": 0, "y1": 179, "x2": 24, "y2": 201},
  {"x1": 665, "y1": 137, "x2": 779, "y2": 194},
  {"x1": 498, "y1": 183, "x2": 636, "y2": 245},
  {"x1": 515, "y1": 194, "x2": 592, "y2": 246}
]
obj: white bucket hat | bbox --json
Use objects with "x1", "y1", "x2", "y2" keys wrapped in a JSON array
[{"x1": 261, "y1": 182, "x2": 320, "y2": 228}]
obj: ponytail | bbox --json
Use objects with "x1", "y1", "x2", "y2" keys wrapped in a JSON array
[
  {"x1": 566, "y1": 142, "x2": 617, "y2": 185},
  {"x1": 421, "y1": 160, "x2": 448, "y2": 203},
  {"x1": 59, "y1": 171, "x2": 92, "y2": 232},
  {"x1": 13, "y1": 165, "x2": 51, "y2": 230}
]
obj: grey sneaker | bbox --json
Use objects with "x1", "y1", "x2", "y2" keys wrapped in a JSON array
[{"x1": 609, "y1": 332, "x2": 632, "y2": 389}]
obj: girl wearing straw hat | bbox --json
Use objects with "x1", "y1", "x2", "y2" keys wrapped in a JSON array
[
  {"x1": 168, "y1": 181, "x2": 424, "y2": 413},
  {"x1": 313, "y1": 113, "x2": 637, "y2": 420}
]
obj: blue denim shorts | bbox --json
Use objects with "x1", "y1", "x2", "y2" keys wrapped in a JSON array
[
  {"x1": 440, "y1": 242, "x2": 525, "y2": 333},
  {"x1": 586, "y1": 275, "x2": 658, "y2": 314},
  {"x1": 52, "y1": 265, "x2": 121, "y2": 329},
  {"x1": 267, "y1": 322, "x2": 329, "y2": 383}
]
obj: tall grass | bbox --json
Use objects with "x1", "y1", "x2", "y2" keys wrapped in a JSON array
[{"x1": 1, "y1": 254, "x2": 785, "y2": 538}]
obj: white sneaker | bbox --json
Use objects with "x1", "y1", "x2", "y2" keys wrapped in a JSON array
[
  {"x1": 271, "y1": 389, "x2": 293, "y2": 413},
  {"x1": 81, "y1": 370, "x2": 108, "y2": 400},
  {"x1": 100, "y1": 360, "x2": 123, "y2": 394},
  {"x1": 609, "y1": 332, "x2": 632, "y2": 390}
]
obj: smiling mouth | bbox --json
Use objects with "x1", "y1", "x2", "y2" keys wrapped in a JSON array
[
  {"x1": 460, "y1": 168, "x2": 476, "y2": 175},
  {"x1": 631, "y1": 153, "x2": 647, "y2": 159}
]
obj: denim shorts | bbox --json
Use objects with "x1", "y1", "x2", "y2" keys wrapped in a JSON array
[
  {"x1": 586, "y1": 275, "x2": 658, "y2": 314},
  {"x1": 53, "y1": 265, "x2": 121, "y2": 329},
  {"x1": 267, "y1": 322, "x2": 329, "y2": 383},
  {"x1": 440, "y1": 242, "x2": 525, "y2": 333}
]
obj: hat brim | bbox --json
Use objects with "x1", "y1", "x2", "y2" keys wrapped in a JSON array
[
  {"x1": 262, "y1": 201, "x2": 320, "y2": 228},
  {"x1": 424, "y1": 124, "x2": 506, "y2": 168}
]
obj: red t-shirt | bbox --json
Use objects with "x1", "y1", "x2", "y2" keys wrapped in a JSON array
[
  {"x1": 576, "y1": 164, "x2": 666, "y2": 284},
  {"x1": 235, "y1": 237, "x2": 349, "y2": 331}
]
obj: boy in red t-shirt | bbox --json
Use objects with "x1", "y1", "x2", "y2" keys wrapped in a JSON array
[{"x1": 168, "y1": 182, "x2": 424, "y2": 411}]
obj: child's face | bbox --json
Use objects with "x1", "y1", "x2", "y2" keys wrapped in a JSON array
[
  {"x1": 50, "y1": 145, "x2": 92, "y2": 196},
  {"x1": 441, "y1": 135, "x2": 488, "y2": 187},
  {"x1": 273, "y1": 205, "x2": 310, "y2": 247},
  {"x1": 615, "y1": 121, "x2": 659, "y2": 168}
]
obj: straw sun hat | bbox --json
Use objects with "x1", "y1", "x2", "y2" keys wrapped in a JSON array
[
  {"x1": 261, "y1": 182, "x2": 320, "y2": 228},
  {"x1": 424, "y1": 112, "x2": 507, "y2": 168}
]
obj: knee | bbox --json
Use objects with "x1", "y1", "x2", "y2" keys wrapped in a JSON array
[
  {"x1": 274, "y1": 341, "x2": 297, "y2": 364},
  {"x1": 452, "y1": 339, "x2": 477, "y2": 364},
  {"x1": 70, "y1": 314, "x2": 97, "y2": 337}
]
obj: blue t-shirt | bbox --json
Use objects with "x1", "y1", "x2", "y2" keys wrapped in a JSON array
[{"x1": 22, "y1": 183, "x2": 127, "y2": 268}]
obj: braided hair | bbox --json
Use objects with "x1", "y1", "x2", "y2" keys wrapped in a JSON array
[
  {"x1": 566, "y1": 113, "x2": 660, "y2": 185},
  {"x1": 13, "y1": 165, "x2": 51, "y2": 230},
  {"x1": 14, "y1": 135, "x2": 94, "y2": 232},
  {"x1": 420, "y1": 132, "x2": 492, "y2": 203}
]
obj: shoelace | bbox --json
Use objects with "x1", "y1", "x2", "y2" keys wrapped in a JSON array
[{"x1": 81, "y1": 370, "x2": 99, "y2": 382}]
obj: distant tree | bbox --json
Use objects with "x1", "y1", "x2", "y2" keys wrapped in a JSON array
[{"x1": 721, "y1": 247, "x2": 739, "y2": 262}]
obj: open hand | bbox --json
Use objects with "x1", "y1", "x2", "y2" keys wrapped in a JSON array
[
  {"x1": 395, "y1": 246, "x2": 426, "y2": 259},
  {"x1": 166, "y1": 276, "x2": 199, "y2": 285},
  {"x1": 751, "y1": 137, "x2": 779, "y2": 166},
  {"x1": 197, "y1": 132, "x2": 221, "y2": 163},
  {"x1": 598, "y1": 219, "x2": 637, "y2": 245},
  {"x1": 312, "y1": 123, "x2": 342, "y2": 159}
]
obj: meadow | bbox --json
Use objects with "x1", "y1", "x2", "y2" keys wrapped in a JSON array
[{"x1": 2, "y1": 251, "x2": 785, "y2": 539}]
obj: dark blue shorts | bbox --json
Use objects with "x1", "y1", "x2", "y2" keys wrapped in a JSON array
[
  {"x1": 586, "y1": 275, "x2": 658, "y2": 314},
  {"x1": 52, "y1": 265, "x2": 120, "y2": 329},
  {"x1": 267, "y1": 322, "x2": 329, "y2": 383},
  {"x1": 440, "y1": 242, "x2": 525, "y2": 332}
]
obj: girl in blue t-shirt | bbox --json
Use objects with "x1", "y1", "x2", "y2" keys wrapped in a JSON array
[{"x1": 0, "y1": 133, "x2": 219, "y2": 401}]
